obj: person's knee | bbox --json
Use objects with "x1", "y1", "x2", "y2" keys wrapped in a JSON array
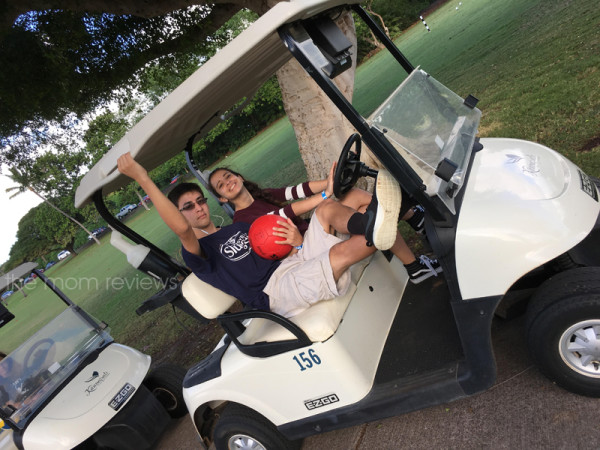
[
  {"x1": 329, "y1": 236, "x2": 375, "y2": 270},
  {"x1": 340, "y1": 188, "x2": 371, "y2": 212},
  {"x1": 315, "y1": 198, "x2": 337, "y2": 223}
]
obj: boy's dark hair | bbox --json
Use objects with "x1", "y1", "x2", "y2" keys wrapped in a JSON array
[
  {"x1": 167, "y1": 182, "x2": 205, "y2": 206},
  {"x1": 208, "y1": 168, "x2": 286, "y2": 209}
]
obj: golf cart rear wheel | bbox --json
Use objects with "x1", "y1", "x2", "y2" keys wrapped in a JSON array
[
  {"x1": 213, "y1": 403, "x2": 301, "y2": 450},
  {"x1": 143, "y1": 364, "x2": 188, "y2": 418},
  {"x1": 526, "y1": 267, "x2": 600, "y2": 397}
]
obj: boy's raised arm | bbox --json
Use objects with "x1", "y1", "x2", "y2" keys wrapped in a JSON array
[{"x1": 117, "y1": 153, "x2": 201, "y2": 256}]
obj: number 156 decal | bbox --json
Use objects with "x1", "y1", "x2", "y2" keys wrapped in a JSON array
[{"x1": 292, "y1": 349, "x2": 321, "y2": 371}]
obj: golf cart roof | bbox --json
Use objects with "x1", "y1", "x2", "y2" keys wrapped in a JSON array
[
  {"x1": 0, "y1": 262, "x2": 37, "y2": 291},
  {"x1": 75, "y1": 0, "x2": 359, "y2": 207}
]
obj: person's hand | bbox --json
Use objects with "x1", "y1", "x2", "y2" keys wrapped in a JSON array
[
  {"x1": 325, "y1": 161, "x2": 336, "y2": 198},
  {"x1": 117, "y1": 152, "x2": 148, "y2": 182},
  {"x1": 272, "y1": 218, "x2": 303, "y2": 248}
]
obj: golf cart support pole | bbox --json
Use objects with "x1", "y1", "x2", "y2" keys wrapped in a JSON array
[
  {"x1": 92, "y1": 190, "x2": 190, "y2": 278},
  {"x1": 351, "y1": 5, "x2": 415, "y2": 75},
  {"x1": 184, "y1": 136, "x2": 235, "y2": 219},
  {"x1": 278, "y1": 20, "x2": 450, "y2": 224},
  {"x1": 32, "y1": 269, "x2": 107, "y2": 333}
]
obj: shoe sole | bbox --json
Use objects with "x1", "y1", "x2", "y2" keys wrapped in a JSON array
[{"x1": 372, "y1": 170, "x2": 402, "y2": 250}]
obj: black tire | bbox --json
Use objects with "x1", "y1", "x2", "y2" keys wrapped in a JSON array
[
  {"x1": 213, "y1": 403, "x2": 301, "y2": 450},
  {"x1": 143, "y1": 364, "x2": 188, "y2": 418},
  {"x1": 526, "y1": 267, "x2": 600, "y2": 397},
  {"x1": 547, "y1": 252, "x2": 580, "y2": 273}
]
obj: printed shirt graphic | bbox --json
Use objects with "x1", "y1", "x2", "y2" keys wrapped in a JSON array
[
  {"x1": 220, "y1": 231, "x2": 252, "y2": 261},
  {"x1": 182, "y1": 222, "x2": 279, "y2": 310}
]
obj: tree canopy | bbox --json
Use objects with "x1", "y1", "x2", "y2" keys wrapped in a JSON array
[{"x1": 0, "y1": 4, "x2": 246, "y2": 162}]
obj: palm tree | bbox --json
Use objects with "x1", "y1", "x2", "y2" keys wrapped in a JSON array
[{"x1": 6, "y1": 168, "x2": 101, "y2": 246}]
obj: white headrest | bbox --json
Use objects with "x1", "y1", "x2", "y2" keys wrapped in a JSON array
[{"x1": 181, "y1": 274, "x2": 237, "y2": 319}]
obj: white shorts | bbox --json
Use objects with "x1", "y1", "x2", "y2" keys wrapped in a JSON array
[{"x1": 263, "y1": 211, "x2": 352, "y2": 318}]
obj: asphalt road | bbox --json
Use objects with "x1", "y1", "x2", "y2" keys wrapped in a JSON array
[{"x1": 156, "y1": 315, "x2": 600, "y2": 449}]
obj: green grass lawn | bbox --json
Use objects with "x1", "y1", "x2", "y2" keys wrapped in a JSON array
[{"x1": 1, "y1": 0, "x2": 598, "y2": 366}]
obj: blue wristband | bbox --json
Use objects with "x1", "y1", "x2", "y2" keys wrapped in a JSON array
[
  {"x1": 321, "y1": 190, "x2": 328, "y2": 200},
  {"x1": 294, "y1": 244, "x2": 303, "y2": 250}
]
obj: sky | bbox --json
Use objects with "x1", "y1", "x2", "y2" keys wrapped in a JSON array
[{"x1": 0, "y1": 172, "x2": 43, "y2": 264}]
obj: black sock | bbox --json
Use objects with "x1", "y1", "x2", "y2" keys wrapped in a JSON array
[
  {"x1": 406, "y1": 206, "x2": 425, "y2": 231},
  {"x1": 347, "y1": 212, "x2": 367, "y2": 235},
  {"x1": 404, "y1": 260, "x2": 421, "y2": 273}
]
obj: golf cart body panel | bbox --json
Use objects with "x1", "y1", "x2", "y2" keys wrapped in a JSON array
[
  {"x1": 457, "y1": 137, "x2": 600, "y2": 300},
  {"x1": 183, "y1": 252, "x2": 411, "y2": 426},
  {"x1": 21, "y1": 344, "x2": 150, "y2": 450},
  {"x1": 183, "y1": 251, "x2": 478, "y2": 440}
]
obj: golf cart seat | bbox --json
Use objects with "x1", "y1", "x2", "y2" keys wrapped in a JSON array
[{"x1": 181, "y1": 255, "x2": 373, "y2": 354}]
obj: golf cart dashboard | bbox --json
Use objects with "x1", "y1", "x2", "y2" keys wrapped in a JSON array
[{"x1": 369, "y1": 69, "x2": 481, "y2": 214}]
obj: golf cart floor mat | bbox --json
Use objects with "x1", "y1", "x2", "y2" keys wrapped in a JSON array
[{"x1": 375, "y1": 275, "x2": 463, "y2": 383}]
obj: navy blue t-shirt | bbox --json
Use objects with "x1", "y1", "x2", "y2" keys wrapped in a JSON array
[{"x1": 181, "y1": 222, "x2": 279, "y2": 311}]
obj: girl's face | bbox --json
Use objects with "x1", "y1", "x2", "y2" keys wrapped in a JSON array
[{"x1": 211, "y1": 169, "x2": 245, "y2": 201}]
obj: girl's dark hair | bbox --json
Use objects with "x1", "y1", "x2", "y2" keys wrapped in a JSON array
[
  {"x1": 167, "y1": 182, "x2": 205, "y2": 206},
  {"x1": 209, "y1": 168, "x2": 286, "y2": 209}
]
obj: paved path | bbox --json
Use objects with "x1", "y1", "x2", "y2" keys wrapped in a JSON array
[{"x1": 156, "y1": 316, "x2": 600, "y2": 449}]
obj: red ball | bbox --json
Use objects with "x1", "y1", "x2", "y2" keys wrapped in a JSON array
[{"x1": 248, "y1": 215, "x2": 292, "y2": 260}]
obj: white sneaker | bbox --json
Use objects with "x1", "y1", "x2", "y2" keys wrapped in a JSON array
[{"x1": 364, "y1": 170, "x2": 401, "y2": 250}]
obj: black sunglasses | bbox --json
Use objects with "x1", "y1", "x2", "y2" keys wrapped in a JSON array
[{"x1": 179, "y1": 197, "x2": 208, "y2": 211}]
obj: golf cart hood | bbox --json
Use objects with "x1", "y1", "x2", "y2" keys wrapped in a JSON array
[
  {"x1": 456, "y1": 138, "x2": 600, "y2": 299},
  {"x1": 22, "y1": 344, "x2": 150, "y2": 450},
  {"x1": 74, "y1": 0, "x2": 359, "y2": 207}
]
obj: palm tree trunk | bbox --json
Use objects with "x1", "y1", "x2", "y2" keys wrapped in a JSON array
[{"x1": 27, "y1": 187, "x2": 101, "y2": 245}]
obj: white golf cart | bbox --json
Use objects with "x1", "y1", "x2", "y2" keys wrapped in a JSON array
[
  {"x1": 0, "y1": 265, "x2": 187, "y2": 450},
  {"x1": 74, "y1": 1, "x2": 600, "y2": 448}
]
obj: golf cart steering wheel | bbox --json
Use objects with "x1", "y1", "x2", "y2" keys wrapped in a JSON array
[
  {"x1": 23, "y1": 338, "x2": 55, "y2": 372},
  {"x1": 333, "y1": 133, "x2": 378, "y2": 198}
]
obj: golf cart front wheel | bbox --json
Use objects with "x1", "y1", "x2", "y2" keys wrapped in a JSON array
[
  {"x1": 526, "y1": 268, "x2": 600, "y2": 397},
  {"x1": 143, "y1": 364, "x2": 188, "y2": 418},
  {"x1": 213, "y1": 403, "x2": 301, "y2": 450}
]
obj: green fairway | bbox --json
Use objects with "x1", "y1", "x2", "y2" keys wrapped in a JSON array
[
  {"x1": 211, "y1": 117, "x2": 308, "y2": 188},
  {"x1": 1, "y1": 0, "x2": 598, "y2": 365}
]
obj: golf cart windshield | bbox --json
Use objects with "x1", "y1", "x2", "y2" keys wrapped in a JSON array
[
  {"x1": 0, "y1": 307, "x2": 112, "y2": 429},
  {"x1": 369, "y1": 69, "x2": 481, "y2": 213}
]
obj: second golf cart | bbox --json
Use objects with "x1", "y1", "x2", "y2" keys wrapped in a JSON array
[{"x1": 0, "y1": 264, "x2": 187, "y2": 450}]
